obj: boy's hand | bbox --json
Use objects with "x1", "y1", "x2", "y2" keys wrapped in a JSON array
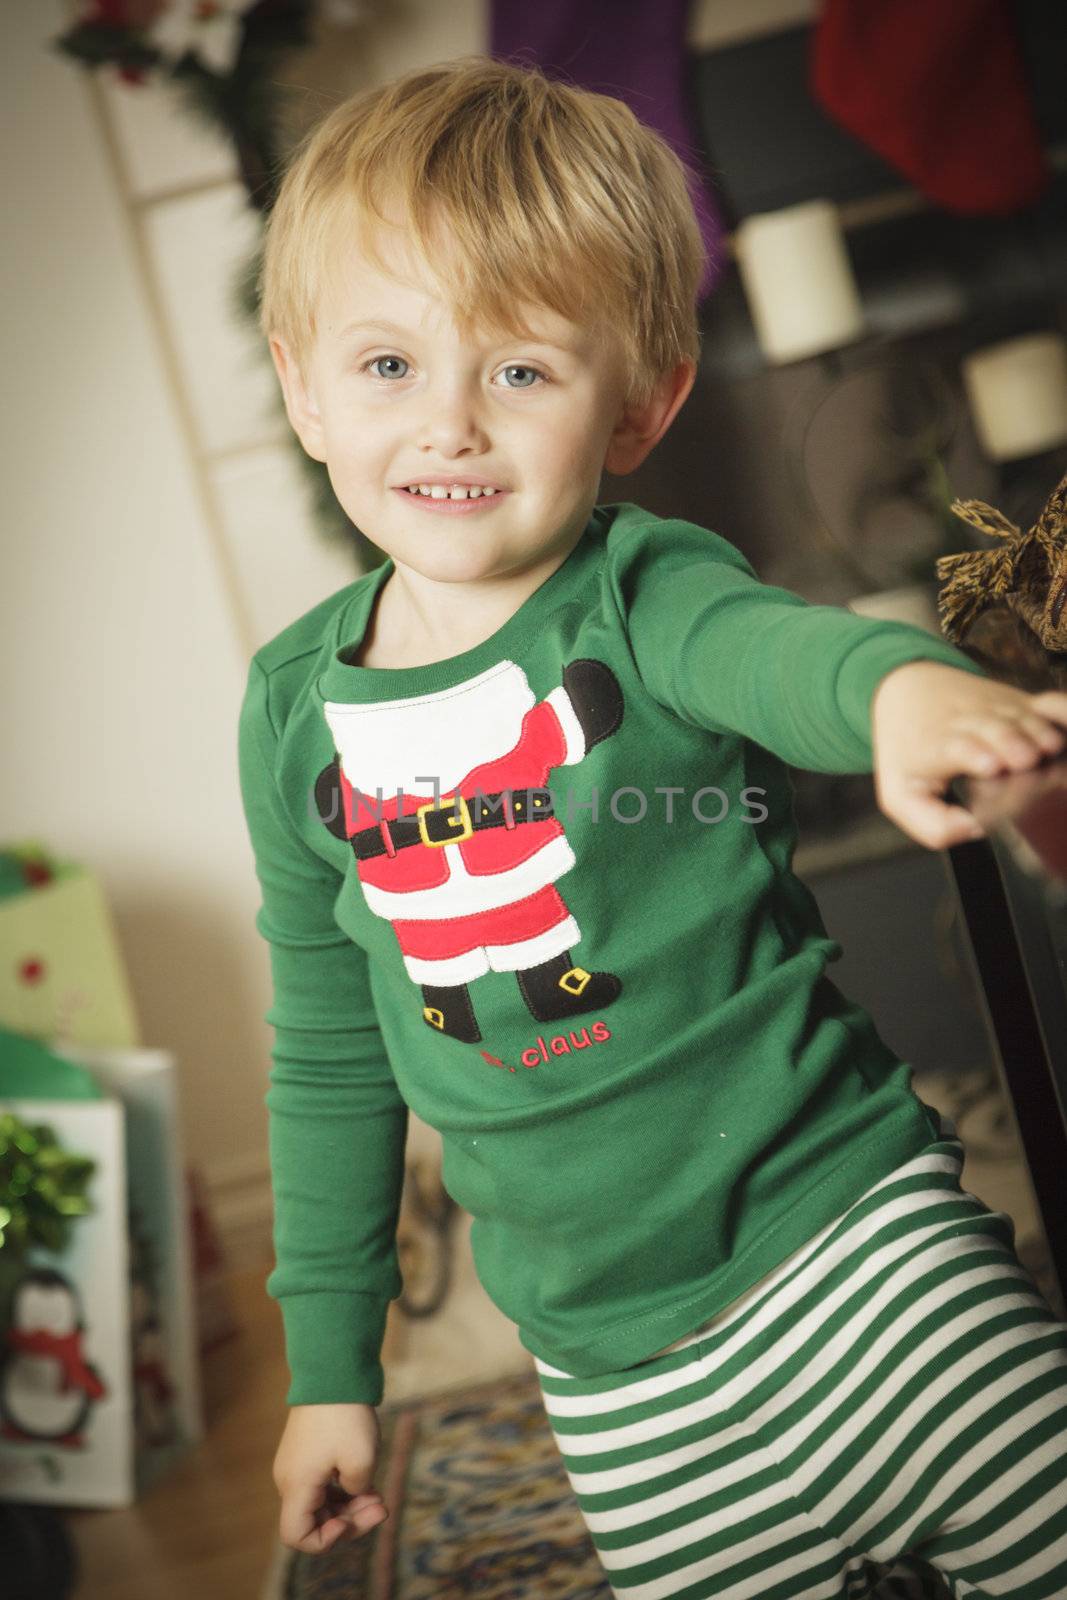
[
  {"x1": 273, "y1": 1402, "x2": 389, "y2": 1554},
  {"x1": 869, "y1": 660, "x2": 1067, "y2": 850}
]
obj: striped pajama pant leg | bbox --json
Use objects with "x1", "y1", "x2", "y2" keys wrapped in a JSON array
[{"x1": 534, "y1": 1116, "x2": 1067, "y2": 1599}]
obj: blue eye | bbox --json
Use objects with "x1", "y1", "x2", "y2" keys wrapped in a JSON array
[
  {"x1": 498, "y1": 365, "x2": 543, "y2": 389},
  {"x1": 363, "y1": 357, "x2": 544, "y2": 387},
  {"x1": 367, "y1": 355, "x2": 408, "y2": 379}
]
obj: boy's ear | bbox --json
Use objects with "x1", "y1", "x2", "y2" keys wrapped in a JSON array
[
  {"x1": 270, "y1": 337, "x2": 327, "y2": 463},
  {"x1": 603, "y1": 358, "x2": 697, "y2": 476}
]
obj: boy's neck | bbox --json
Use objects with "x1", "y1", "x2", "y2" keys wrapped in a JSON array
[{"x1": 360, "y1": 522, "x2": 589, "y2": 669}]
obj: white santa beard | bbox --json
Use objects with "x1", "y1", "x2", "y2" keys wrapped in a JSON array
[{"x1": 324, "y1": 660, "x2": 537, "y2": 797}]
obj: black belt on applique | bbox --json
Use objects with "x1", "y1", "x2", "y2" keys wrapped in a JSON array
[{"x1": 350, "y1": 788, "x2": 555, "y2": 861}]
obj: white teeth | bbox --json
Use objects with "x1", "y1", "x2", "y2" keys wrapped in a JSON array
[{"x1": 404, "y1": 483, "x2": 499, "y2": 498}]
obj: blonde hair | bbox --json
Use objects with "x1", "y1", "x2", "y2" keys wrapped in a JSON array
[{"x1": 258, "y1": 55, "x2": 706, "y2": 405}]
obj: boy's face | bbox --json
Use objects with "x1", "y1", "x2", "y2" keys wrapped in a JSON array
[{"x1": 271, "y1": 220, "x2": 694, "y2": 587}]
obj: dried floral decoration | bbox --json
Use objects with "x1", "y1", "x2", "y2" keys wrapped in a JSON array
[{"x1": 935, "y1": 470, "x2": 1067, "y2": 653}]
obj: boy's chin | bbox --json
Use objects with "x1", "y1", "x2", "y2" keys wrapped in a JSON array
[
  {"x1": 409, "y1": 553, "x2": 511, "y2": 583},
  {"x1": 395, "y1": 542, "x2": 537, "y2": 586}
]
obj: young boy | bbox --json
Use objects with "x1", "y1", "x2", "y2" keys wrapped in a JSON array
[{"x1": 238, "y1": 55, "x2": 1067, "y2": 1597}]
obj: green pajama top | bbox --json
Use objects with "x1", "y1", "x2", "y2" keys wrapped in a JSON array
[{"x1": 236, "y1": 500, "x2": 989, "y2": 1405}]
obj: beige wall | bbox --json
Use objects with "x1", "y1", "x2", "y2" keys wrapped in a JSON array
[
  {"x1": 0, "y1": 0, "x2": 492, "y2": 1266},
  {"x1": 0, "y1": 0, "x2": 813, "y2": 1264}
]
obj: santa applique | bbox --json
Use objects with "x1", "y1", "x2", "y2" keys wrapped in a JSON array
[{"x1": 315, "y1": 658, "x2": 624, "y2": 1043}]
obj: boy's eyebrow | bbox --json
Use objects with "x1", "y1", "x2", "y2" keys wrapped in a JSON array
[
  {"x1": 338, "y1": 317, "x2": 584, "y2": 353},
  {"x1": 339, "y1": 319, "x2": 414, "y2": 339}
]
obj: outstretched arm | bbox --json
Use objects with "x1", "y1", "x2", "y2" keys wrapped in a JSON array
[
  {"x1": 614, "y1": 517, "x2": 999, "y2": 774},
  {"x1": 870, "y1": 660, "x2": 1067, "y2": 848}
]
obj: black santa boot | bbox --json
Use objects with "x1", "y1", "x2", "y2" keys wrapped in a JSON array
[
  {"x1": 517, "y1": 949, "x2": 622, "y2": 1023},
  {"x1": 515, "y1": 658, "x2": 625, "y2": 1023},
  {"x1": 421, "y1": 984, "x2": 482, "y2": 1043}
]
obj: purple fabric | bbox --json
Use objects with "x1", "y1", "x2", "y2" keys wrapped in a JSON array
[{"x1": 489, "y1": 0, "x2": 725, "y2": 301}]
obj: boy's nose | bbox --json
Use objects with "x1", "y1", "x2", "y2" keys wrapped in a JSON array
[{"x1": 416, "y1": 382, "x2": 490, "y2": 457}]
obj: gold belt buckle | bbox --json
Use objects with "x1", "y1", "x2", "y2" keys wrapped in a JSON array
[{"x1": 416, "y1": 794, "x2": 473, "y2": 847}]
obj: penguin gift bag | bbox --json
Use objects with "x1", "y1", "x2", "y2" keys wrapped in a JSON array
[{"x1": 0, "y1": 1029, "x2": 202, "y2": 1506}]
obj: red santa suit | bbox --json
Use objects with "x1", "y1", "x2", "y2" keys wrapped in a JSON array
[{"x1": 322, "y1": 660, "x2": 589, "y2": 988}]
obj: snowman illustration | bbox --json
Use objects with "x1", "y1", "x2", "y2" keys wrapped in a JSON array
[
  {"x1": 0, "y1": 1268, "x2": 107, "y2": 1447},
  {"x1": 316, "y1": 657, "x2": 624, "y2": 1043}
]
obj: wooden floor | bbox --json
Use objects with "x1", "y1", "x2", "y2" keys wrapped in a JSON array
[{"x1": 65, "y1": 1266, "x2": 291, "y2": 1600}]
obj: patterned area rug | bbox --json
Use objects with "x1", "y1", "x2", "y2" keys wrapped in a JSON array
[{"x1": 277, "y1": 1067, "x2": 1059, "y2": 1600}]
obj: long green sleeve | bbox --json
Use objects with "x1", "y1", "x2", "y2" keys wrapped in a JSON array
[
  {"x1": 611, "y1": 518, "x2": 991, "y2": 772},
  {"x1": 237, "y1": 659, "x2": 408, "y2": 1405}
]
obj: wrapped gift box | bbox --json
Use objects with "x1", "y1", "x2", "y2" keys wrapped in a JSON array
[{"x1": 0, "y1": 846, "x2": 140, "y2": 1049}]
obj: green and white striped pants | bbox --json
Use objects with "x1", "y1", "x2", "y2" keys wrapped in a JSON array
[{"x1": 534, "y1": 1116, "x2": 1067, "y2": 1598}]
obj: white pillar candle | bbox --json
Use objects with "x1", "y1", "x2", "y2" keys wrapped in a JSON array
[
  {"x1": 962, "y1": 332, "x2": 1067, "y2": 461},
  {"x1": 734, "y1": 199, "x2": 865, "y2": 365}
]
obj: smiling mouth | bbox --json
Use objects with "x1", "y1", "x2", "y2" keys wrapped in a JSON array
[{"x1": 393, "y1": 484, "x2": 506, "y2": 513}]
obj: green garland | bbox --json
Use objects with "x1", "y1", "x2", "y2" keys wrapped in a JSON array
[{"x1": 54, "y1": 2, "x2": 385, "y2": 571}]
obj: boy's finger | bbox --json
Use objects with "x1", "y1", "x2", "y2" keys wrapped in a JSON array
[
  {"x1": 325, "y1": 1476, "x2": 387, "y2": 1515},
  {"x1": 336, "y1": 1501, "x2": 389, "y2": 1539},
  {"x1": 1029, "y1": 690, "x2": 1067, "y2": 722},
  {"x1": 949, "y1": 741, "x2": 1002, "y2": 777},
  {"x1": 322, "y1": 1493, "x2": 386, "y2": 1530},
  {"x1": 289, "y1": 1513, "x2": 350, "y2": 1554},
  {"x1": 278, "y1": 1481, "x2": 319, "y2": 1547},
  {"x1": 280, "y1": 1486, "x2": 389, "y2": 1553},
  {"x1": 885, "y1": 790, "x2": 984, "y2": 850},
  {"x1": 279, "y1": 1491, "x2": 337, "y2": 1552},
  {"x1": 281, "y1": 1506, "x2": 383, "y2": 1555},
  {"x1": 1020, "y1": 715, "x2": 1067, "y2": 754}
]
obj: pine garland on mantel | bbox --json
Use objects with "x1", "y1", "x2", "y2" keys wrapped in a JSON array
[{"x1": 54, "y1": 0, "x2": 385, "y2": 571}]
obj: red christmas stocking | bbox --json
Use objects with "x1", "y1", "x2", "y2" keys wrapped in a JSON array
[{"x1": 810, "y1": 0, "x2": 1048, "y2": 214}]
